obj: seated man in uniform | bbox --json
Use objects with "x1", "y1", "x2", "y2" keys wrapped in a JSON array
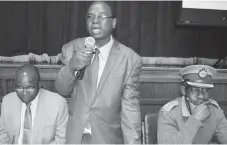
[{"x1": 157, "y1": 65, "x2": 227, "y2": 144}]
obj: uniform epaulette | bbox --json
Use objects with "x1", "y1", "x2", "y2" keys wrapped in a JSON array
[
  {"x1": 209, "y1": 99, "x2": 223, "y2": 112},
  {"x1": 162, "y1": 100, "x2": 179, "y2": 112}
]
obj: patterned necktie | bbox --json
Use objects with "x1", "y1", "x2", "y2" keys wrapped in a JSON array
[
  {"x1": 92, "y1": 48, "x2": 100, "y2": 88},
  {"x1": 23, "y1": 103, "x2": 32, "y2": 144},
  {"x1": 85, "y1": 48, "x2": 100, "y2": 135}
]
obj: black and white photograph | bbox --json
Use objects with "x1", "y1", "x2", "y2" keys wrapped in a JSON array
[{"x1": 0, "y1": 1, "x2": 227, "y2": 144}]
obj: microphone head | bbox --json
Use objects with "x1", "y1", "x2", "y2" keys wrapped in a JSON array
[{"x1": 85, "y1": 37, "x2": 95, "y2": 48}]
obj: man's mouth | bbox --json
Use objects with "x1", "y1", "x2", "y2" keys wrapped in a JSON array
[
  {"x1": 92, "y1": 28, "x2": 101, "y2": 34},
  {"x1": 195, "y1": 102, "x2": 203, "y2": 105},
  {"x1": 193, "y1": 100, "x2": 209, "y2": 105},
  {"x1": 23, "y1": 96, "x2": 30, "y2": 101}
]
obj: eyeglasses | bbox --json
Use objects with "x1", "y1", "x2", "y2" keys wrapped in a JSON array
[
  {"x1": 15, "y1": 86, "x2": 36, "y2": 92},
  {"x1": 85, "y1": 15, "x2": 113, "y2": 22}
]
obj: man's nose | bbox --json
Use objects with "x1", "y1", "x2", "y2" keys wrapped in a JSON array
[
  {"x1": 23, "y1": 89, "x2": 27, "y2": 95},
  {"x1": 197, "y1": 90, "x2": 204, "y2": 99},
  {"x1": 92, "y1": 17, "x2": 100, "y2": 24}
]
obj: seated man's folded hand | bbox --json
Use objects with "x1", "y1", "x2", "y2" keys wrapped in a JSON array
[{"x1": 0, "y1": 125, "x2": 10, "y2": 144}]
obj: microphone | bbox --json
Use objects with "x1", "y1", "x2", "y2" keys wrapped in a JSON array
[{"x1": 77, "y1": 37, "x2": 96, "y2": 80}]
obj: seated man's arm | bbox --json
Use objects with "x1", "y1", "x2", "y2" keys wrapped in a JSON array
[
  {"x1": 157, "y1": 110, "x2": 203, "y2": 144},
  {"x1": 50, "y1": 98, "x2": 69, "y2": 144},
  {"x1": 214, "y1": 110, "x2": 227, "y2": 143},
  {"x1": 0, "y1": 125, "x2": 10, "y2": 144},
  {"x1": 0, "y1": 99, "x2": 10, "y2": 144}
]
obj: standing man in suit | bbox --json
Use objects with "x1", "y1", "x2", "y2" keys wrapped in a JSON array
[
  {"x1": 55, "y1": 1, "x2": 142, "y2": 144},
  {"x1": 0, "y1": 64, "x2": 68, "y2": 144},
  {"x1": 157, "y1": 65, "x2": 227, "y2": 144}
]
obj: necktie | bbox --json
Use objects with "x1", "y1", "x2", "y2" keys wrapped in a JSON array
[
  {"x1": 23, "y1": 103, "x2": 32, "y2": 144},
  {"x1": 85, "y1": 48, "x2": 100, "y2": 135},
  {"x1": 92, "y1": 48, "x2": 100, "y2": 88}
]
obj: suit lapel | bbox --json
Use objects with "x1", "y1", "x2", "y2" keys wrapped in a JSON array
[
  {"x1": 12, "y1": 96, "x2": 22, "y2": 142},
  {"x1": 86, "y1": 64, "x2": 94, "y2": 105},
  {"x1": 95, "y1": 40, "x2": 120, "y2": 97},
  {"x1": 32, "y1": 89, "x2": 44, "y2": 142}
]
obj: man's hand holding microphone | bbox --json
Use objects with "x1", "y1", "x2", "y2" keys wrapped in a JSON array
[{"x1": 69, "y1": 37, "x2": 96, "y2": 79}]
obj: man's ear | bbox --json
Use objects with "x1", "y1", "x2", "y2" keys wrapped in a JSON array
[
  {"x1": 112, "y1": 18, "x2": 117, "y2": 28},
  {"x1": 38, "y1": 81, "x2": 42, "y2": 88},
  {"x1": 180, "y1": 85, "x2": 186, "y2": 96}
]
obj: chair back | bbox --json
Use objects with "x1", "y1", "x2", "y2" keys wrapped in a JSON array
[{"x1": 144, "y1": 113, "x2": 158, "y2": 144}]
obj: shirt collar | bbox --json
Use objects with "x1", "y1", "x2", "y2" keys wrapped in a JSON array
[
  {"x1": 181, "y1": 96, "x2": 191, "y2": 117},
  {"x1": 97, "y1": 35, "x2": 114, "y2": 61}
]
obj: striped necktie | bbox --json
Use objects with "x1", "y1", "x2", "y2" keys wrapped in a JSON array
[
  {"x1": 23, "y1": 103, "x2": 32, "y2": 144},
  {"x1": 84, "y1": 48, "x2": 100, "y2": 136},
  {"x1": 92, "y1": 48, "x2": 100, "y2": 88}
]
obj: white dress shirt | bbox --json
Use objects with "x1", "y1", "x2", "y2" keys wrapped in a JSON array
[
  {"x1": 18, "y1": 92, "x2": 40, "y2": 145},
  {"x1": 83, "y1": 35, "x2": 114, "y2": 134},
  {"x1": 96, "y1": 36, "x2": 114, "y2": 87}
]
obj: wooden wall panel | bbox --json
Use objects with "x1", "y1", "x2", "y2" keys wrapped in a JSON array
[
  {"x1": 0, "y1": 63, "x2": 227, "y2": 120},
  {"x1": 140, "y1": 82, "x2": 181, "y2": 99}
]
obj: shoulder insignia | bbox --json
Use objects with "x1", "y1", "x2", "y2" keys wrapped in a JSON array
[
  {"x1": 162, "y1": 100, "x2": 179, "y2": 112},
  {"x1": 209, "y1": 99, "x2": 223, "y2": 112}
]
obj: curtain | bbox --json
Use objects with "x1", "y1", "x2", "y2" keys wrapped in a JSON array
[{"x1": 0, "y1": 1, "x2": 226, "y2": 58}]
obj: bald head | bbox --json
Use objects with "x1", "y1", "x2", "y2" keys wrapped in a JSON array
[
  {"x1": 15, "y1": 64, "x2": 40, "y2": 104},
  {"x1": 15, "y1": 64, "x2": 40, "y2": 83}
]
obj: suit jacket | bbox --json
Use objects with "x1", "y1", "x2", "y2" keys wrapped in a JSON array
[
  {"x1": 0, "y1": 88, "x2": 68, "y2": 144},
  {"x1": 55, "y1": 37, "x2": 142, "y2": 144}
]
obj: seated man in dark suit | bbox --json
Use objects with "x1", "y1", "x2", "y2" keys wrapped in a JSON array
[{"x1": 158, "y1": 65, "x2": 227, "y2": 144}]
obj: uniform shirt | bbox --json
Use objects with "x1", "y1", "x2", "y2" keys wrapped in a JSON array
[
  {"x1": 18, "y1": 92, "x2": 40, "y2": 144},
  {"x1": 158, "y1": 96, "x2": 227, "y2": 144},
  {"x1": 83, "y1": 35, "x2": 114, "y2": 134}
]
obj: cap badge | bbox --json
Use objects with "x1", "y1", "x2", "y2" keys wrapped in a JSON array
[{"x1": 199, "y1": 68, "x2": 207, "y2": 78}]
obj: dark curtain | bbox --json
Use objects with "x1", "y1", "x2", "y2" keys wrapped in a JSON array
[{"x1": 0, "y1": 1, "x2": 227, "y2": 58}]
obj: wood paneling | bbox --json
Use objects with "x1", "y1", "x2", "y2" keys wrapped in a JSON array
[{"x1": 0, "y1": 63, "x2": 227, "y2": 120}]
